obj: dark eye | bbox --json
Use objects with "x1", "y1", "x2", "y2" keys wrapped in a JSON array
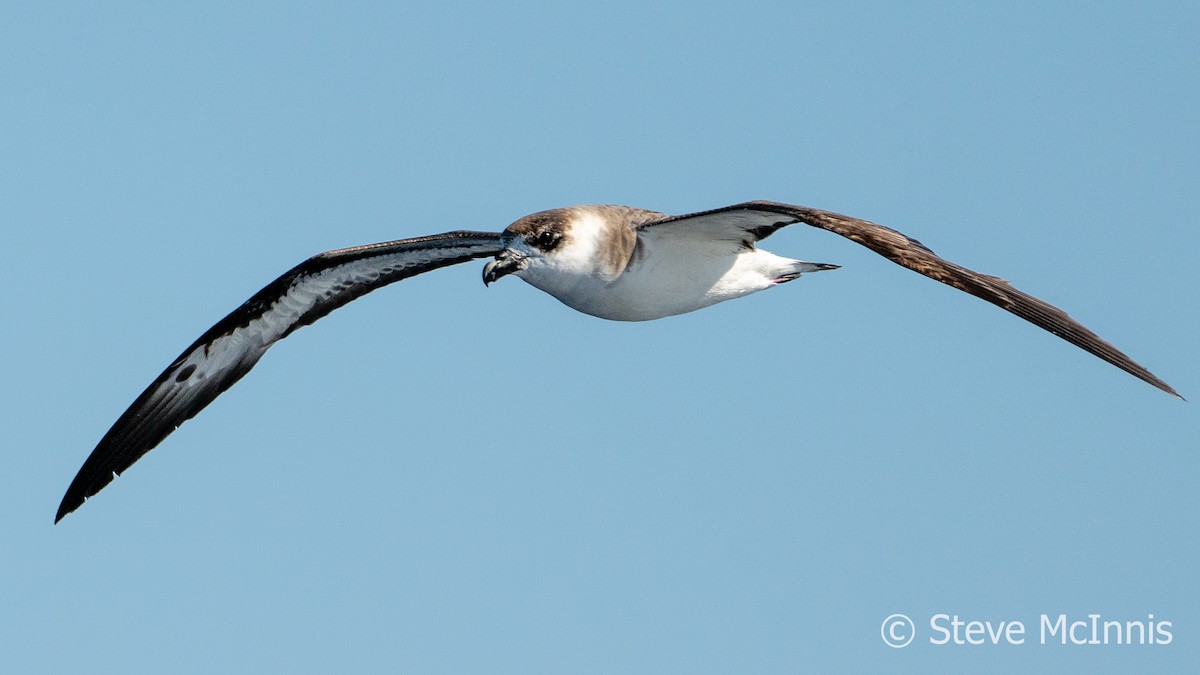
[{"x1": 535, "y1": 230, "x2": 560, "y2": 249}]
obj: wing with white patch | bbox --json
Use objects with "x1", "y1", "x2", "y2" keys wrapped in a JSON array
[
  {"x1": 57, "y1": 231, "x2": 503, "y2": 522},
  {"x1": 640, "y1": 201, "x2": 1179, "y2": 398}
]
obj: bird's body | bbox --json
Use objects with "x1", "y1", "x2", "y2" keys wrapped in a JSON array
[
  {"x1": 55, "y1": 200, "x2": 1181, "y2": 522},
  {"x1": 505, "y1": 205, "x2": 833, "y2": 321}
]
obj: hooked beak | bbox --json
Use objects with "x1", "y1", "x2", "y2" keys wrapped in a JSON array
[{"x1": 482, "y1": 250, "x2": 525, "y2": 286}]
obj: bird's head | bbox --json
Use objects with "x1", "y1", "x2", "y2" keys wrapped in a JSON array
[
  {"x1": 482, "y1": 206, "x2": 644, "y2": 291},
  {"x1": 481, "y1": 209, "x2": 569, "y2": 286}
]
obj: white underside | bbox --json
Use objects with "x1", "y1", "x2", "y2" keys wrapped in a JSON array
[{"x1": 518, "y1": 234, "x2": 820, "y2": 321}]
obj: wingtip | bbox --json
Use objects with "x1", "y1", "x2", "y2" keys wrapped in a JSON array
[
  {"x1": 1148, "y1": 378, "x2": 1184, "y2": 401},
  {"x1": 55, "y1": 497, "x2": 79, "y2": 524},
  {"x1": 55, "y1": 478, "x2": 92, "y2": 524}
]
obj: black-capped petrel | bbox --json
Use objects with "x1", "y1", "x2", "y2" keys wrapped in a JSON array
[{"x1": 55, "y1": 201, "x2": 1180, "y2": 522}]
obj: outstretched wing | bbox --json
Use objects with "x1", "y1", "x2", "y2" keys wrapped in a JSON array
[
  {"x1": 57, "y1": 231, "x2": 504, "y2": 522},
  {"x1": 640, "y1": 201, "x2": 1179, "y2": 398}
]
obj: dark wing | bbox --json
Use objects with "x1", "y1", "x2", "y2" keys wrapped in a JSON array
[
  {"x1": 640, "y1": 201, "x2": 1180, "y2": 398},
  {"x1": 57, "y1": 231, "x2": 504, "y2": 522}
]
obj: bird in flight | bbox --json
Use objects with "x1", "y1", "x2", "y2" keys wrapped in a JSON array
[{"x1": 56, "y1": 200, "x2": 1179, "y2": 522}]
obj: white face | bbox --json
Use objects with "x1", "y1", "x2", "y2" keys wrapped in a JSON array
[
  {"x1": 485, "y1": 204, "x2": 653, "y2": 287},
  {"x1": 518, "y1": 212, "x2": 607, "y2": 276},
  {"x1": 483, "y1": 206, "x2": 654, "y2": 319}
]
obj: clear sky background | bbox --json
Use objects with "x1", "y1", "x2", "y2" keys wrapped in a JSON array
[{"x1": 3, "y1": 2, "x2": 1197, "y2": 673}]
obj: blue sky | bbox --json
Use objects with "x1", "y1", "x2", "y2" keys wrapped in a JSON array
[{"x1": 3, "y1": 2, "x2": 1197, "y2": 672}]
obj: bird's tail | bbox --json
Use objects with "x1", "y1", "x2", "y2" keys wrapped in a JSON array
[{"x1": 773, "y1": 260, "x2": 839, "y2": 284}]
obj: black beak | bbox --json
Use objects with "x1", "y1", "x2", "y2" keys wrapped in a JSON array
[{"x1": 482, "y1": 250, "x2": 524, "y2": 286}]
